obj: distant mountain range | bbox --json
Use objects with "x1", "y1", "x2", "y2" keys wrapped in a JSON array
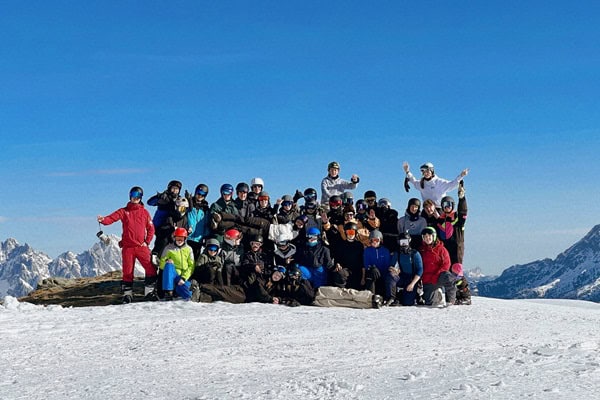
[
  {"x1": 0, "y1": 235, "x2": 137, "y2": 298},
  {"x1": 2, "y1": 225, "x2": 600, "y2": 301},
  {"x1": 478, "y1": 224, "x2": 600, "y2": 302}
]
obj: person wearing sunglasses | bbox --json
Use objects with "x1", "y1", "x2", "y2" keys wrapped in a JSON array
[
  {"x1": 403, "y1": 161, "x2": 469, "y2": 209},
  {"x1": 97, "y1": 186, "x2": 157, "y2": 304},
  {"x1": 385, "y1": 232, "x2": 423, "y2": 306}
]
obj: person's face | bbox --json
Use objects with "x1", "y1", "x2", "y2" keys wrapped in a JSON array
[
  {"x1": 365, "y1": 197, "x2": 376, "y2": 207},
  {"x1": 368, "y1": 209, "x2": 376, "y2": 219},
  {"x1": 282, "y1": 201, "x2": 293, "y2": 211},
  {"x1": 344, "y1": 212, "x2": 354, "y2": 221},
  {"x1": 295, "y1": 220, "x2": 305, "y2": 229},
  {"x1": 409, "y1": 204, "x2": 419, "y2": 214},
  {"x1": 422, "y1": 233, "x2": 434, "y2": 245},
  {"x1": 251, "y1": 185, "x2": 262, "y2": 194},
  {"x1": 259, "y1": 197, "x2": 269, "y2": 208},
  {"x1": 421, "y1": 168, "x2": 433, "y2": 178},
  {"x1": 222, "y1": 192, "x2": 233, "y2": 201},
  {"x1": 250, "y1": 241, "x2": 262, "y2": 252},
  {"x1": 130, "y1": 196, "x2": 142, "y2": 203},
  {"x1": 174, "y1": 236, "x2": 186, "y2": 246},
  {"x1": 237, "y1": 191, "x2": 248, "y2": 200},
  {"x1": 328, "y1": 167, "x2": 339, "y2": 177},
  {"x1": 170, "y1": 187, "x2": 180, "y2": 196},
  {"x1": 345, "y1": 228, "x2": 356, "y2": 241},
  {"x1": 369, "y1": 238, "x2": 381, "y2": 248},
  {"x1": 424, "y1": 203, "x2": 435, "y2": 215}
]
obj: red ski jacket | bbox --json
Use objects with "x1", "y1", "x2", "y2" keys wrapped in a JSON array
[
  {"x1": 101, "y1": 202, "x2": 155, "y2": 248},
  {"x1": 419, "y1": 240, "x2": 451, "y2": 285}
]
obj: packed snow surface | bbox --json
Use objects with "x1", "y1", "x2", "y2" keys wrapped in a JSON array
[{"x1": 1, "y1": 296, "x2": 600, "y2": 399}]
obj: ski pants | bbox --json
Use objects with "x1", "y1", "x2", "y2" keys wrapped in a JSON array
[
  {"x1": 162, "y1": 262, "x2": 192, "y2": 300},
  {"x1": 121, "y1": 245, "x2": 156, "y2": 285},
  {"x1": 386, "y1": 272, "x2": 418, "y2": 306},
  {"x1": 423, "y1": 271, "x2": 457, "y2": 305}
]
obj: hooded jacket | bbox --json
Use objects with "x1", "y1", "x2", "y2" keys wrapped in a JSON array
[{"x1": 419, "y1": 239, "x2": 451, "y2": 285}]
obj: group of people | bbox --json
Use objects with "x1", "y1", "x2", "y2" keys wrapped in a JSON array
[{"x1": 97, "y1": 160, "x2": 472, "y2": 308}]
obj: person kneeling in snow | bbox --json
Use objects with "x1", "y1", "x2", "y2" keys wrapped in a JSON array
[
  {"x1": 158, "y1": 227, "x2": 195, "y2": 301},
  {"x1": 419, "y1": 227, "x2": 456, "y2": 306}
]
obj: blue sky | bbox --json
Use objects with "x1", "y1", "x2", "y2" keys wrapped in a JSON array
[{"x1": 1, "y1": 1, "x2": 600, "y2": 275}]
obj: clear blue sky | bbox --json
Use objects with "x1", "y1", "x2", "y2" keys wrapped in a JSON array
[{"x1": 1, "y1": 1, "x2": 599, "y2": 275}]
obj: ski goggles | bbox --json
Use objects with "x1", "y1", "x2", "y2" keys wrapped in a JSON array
[
  {"x1": 282, "y1": 201, "x2": 293, "y2": 207},
  {"x1": 207, "y1": 244, "x2": 219, "y2": 252},
  {"x1": 129, "y1": 190, "x2": 143, "y2": 199},
  {"x1": 442, "y1": 201, "x2": 453, "y2": 209},
  {"x1": 195, "y1": 189, "x2": 208, "y2": 196},
  {"x1": 345, "y1": 229, "x2": 356, "y2": 236},
  {"x1": 258, "y1": 196, "x2": 270, "y2": 201}
]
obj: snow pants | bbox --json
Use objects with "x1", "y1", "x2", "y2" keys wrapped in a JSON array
[
  {"x1": 121, "y1": 245, "x2": 156, "y2": 285},
  {"x1": 162, "y1": 262, "x2": 192, "y2": 300},
  {"x1": 423, "y1": 271, "x2": 457, "y2": 305},
  {"x1": 386, "y1": 272, "x2": 418, "y2": 306}
]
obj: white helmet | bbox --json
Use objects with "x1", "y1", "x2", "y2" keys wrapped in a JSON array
[{"x1": 251, "y1": 177, "x2": 264, "y2": 187}]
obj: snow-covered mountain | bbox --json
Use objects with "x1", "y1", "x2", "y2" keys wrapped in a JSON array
[
  {"x1": 0, "y1": 236, "x2": 125, "y2": 298},
  {"x1": 478, "y1": 224, "x2": 600, "y2": 302}
]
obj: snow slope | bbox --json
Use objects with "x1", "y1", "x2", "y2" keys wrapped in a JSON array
[{"x1": 1, "y1": 297, "x2": 599, "y2": 399}]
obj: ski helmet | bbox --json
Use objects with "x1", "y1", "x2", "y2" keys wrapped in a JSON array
[
  {"x1": 129, "y1": 186, "x2": 144, "y2": 199},
  {"x1": 206, "y1": 238, "x2": 220, "y2": 251},
  {"x1": 329, "y1": 195, "x2": 343, "y2": 209},
  {"x1": 224, "y1": 229, "x2": 241, "y2": 240},
  {"x1": 364, "y1": 190, "x2": 377, "y2": 200},
  {"x1": 441, "y1": 196, "x2": 455, "y2": 210},
  {"x1": 378, "y1": 198, "x2": 392, "y2": 209},
  {"x1": 341, "y1": 191, "x2": 354, "y2": 206},
  {"x1": 407, "y1": 198, "x2": 421, "y2": 209},
  {"x1": 307, "y1": 227, "x2": 321, "y2": 237},
  {"x1": 220, "y1": 183, "x2": 234, "y2": 195},
  {"x1": 421, "y1": 227, "x2": 437, "y2": 241},
  {"x1": 344, "y1": 222, "x2": 358, "y2": 236},
  {"x1": 258, "y1": 191, "x2": 270, "y2": 200},
  {"x1": 236, "y1": 182, "x2": 249, "y2": 193},
  {"x1": 194, "y1": 184, "x2": 209, "y2": 197},
  {"x1": 369, "y1": 230, "x2": 383, "y2": 241},
  {"x1": 328, "y1": 161, "x2": 340, "y2": 170},
  {"x1": 356, "y1": 199, "x2": 368, "y2": 212},
  {"x1": 168, "y1": 180, "x2": 183, "y2": 191},
  {"x1": 303, "y1": 188, "x2": 318, "y2": 202},
  {"x1": 173, "y1": 227, "x2": 188, "y2": 238},
  {"x1": 420, "y1": 162, "x2": 435, "y2": 175},
  {"x1": 250, "y1": 234, "x2": 264, "y2": 244},
  {"x1": 287, "y1": 264, "x2": 302, "y2": 280},
  {"x1": 250, "y1": 177, "x2": 264, "y2": 187}
]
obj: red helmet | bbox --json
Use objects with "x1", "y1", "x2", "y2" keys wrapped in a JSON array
[
  {"x1": 173, "y1": 227, "x2": 188, "y2": 238},
  {"x1": 224, "y1": 229, "x2": 241, "y2": 240}
]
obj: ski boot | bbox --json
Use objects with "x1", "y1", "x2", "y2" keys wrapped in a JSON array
[{"x1": 372, "y1": 294, "x2": 383, "y2": 309}]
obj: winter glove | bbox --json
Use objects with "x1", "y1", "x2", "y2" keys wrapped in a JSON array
[
  {"x1": 458, "y1": 180, "x2": 465, "y2": 199},
  {"x1": 293, "y1": 190, "x2": 304, "y2": 203},
  {"x1": 404, "y1": 177, "x2": 411, "y2": 192}
]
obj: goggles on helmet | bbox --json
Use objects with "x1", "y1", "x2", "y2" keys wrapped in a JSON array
[
  {"x1": 398, "y1": 239, "x2": 410, "y2": 247},
  {"x1": 196, "y1": 189, "x2": 208, "y2": 196},
  {"x1": 282, "y1": 201, "x2": 293, "y2": 207},
  {"x1": 442, "y1": 201, "x2": 453, "y2": 209},
  {"x1": 130, "y1": 190, "x2": 143, "y2": 199},
  {"x1": 207, "y1": 244, "x2": 219, "y2": 252}
]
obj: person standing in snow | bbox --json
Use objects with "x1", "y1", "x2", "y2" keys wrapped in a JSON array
[
  {"x1": 436, "y1": 182, "x2": 468, "y2": 264},
  {"x1": 403, "y1": 161, "x2": 468, "y2": 208},
  {"x1": 185, "y1": 183, "x2": 210, "y2": 259},
  {"x1": 97, "y1": 186, "x2": 157, "y2": 304}
]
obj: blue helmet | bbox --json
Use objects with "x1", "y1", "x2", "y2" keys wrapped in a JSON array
[
  {"x1": 307, "y1": 227, "x2": 321, "y2": 237},
  {"x1": 220, "y1": 183, "x2": 234, "y2": 195}
]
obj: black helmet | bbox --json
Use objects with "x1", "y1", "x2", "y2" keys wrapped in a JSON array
[
  {"x1": 168, "y1": 180, "x2": 182, "y2": 190},
  {"x1": 129, "y1": 186, "x2": 144, "y2": 199},
  {"x1": 250, "y1": 234, "x2": 263, "y2": 244},
  {"x1": 236, "y1": 182, "x2": 249, "y2": 193},
  {"x1": 287, "y1": 264, "x2": 302, "y2": 280},
  {"x1": 364, "y1": 190, "x2": 377, "y2": 200},
  {"x1": 356, "y1": 199, "x2": 368, "y2": 212},
  {"x1": 378, "y1": 198, "x2": 392, "y2": 209},
  {"x1": 441, "y1": 196, "x2": 455, "y2": 210},
  {"x1": 343, "y1": 222, "x2": 358, "y2": 232},
  {"x1": 194, "y1": 184, "x2": 209, "y2": 196},
  {"x1": 407, "y1": 198, "x2": 421, "y2": 209},
  {"x1": 303, "y1": 188, "x2": 318, "y2": 201},
  {"x1": 329, "y1": 195, "x2": 342, "y2": 208},
  {"x1": 328, "y1": 161, "x2": 340, "y2": 170},
  {"x1": 341, "y1": 192, "x2": 354, "y2": 205}
]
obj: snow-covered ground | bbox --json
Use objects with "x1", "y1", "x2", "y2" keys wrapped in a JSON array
[{"x1": 1, "y1": 296, "x2": 599, "y2": 399}]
